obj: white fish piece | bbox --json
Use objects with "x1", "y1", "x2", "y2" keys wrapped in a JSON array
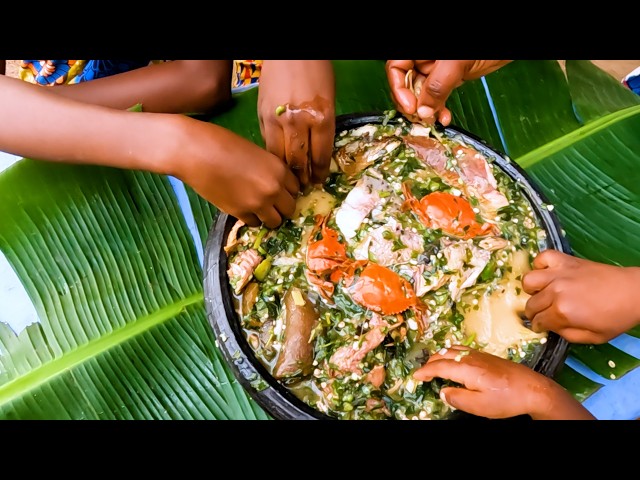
[
  {"x1": 352, "y1": 235, "x2": 373, "y2": 262},
  {"x1": 350, "y1": 125, "x2": 378, "y2": 138},
  {"x1": 365, "y1": 139, "x2": 402, "y2": 162},
  {"x1": 335, "y1": 138, "x2": 402, "y2": 177},
  {"x1": 413, "y1": 266, "x2": 449, "y2": 297},
  {"x1": 441, "y1": 238, "x2": 467, "y2": 272},
  {"x1": 335, "y1": 174, "x2": 392, "y2": 241},
  {"x1": 441, "y1": 239, "x2": 492, "y2": 301},
  {"x1": 352, "y1": 218, "x2": 424, "y2": 266},
  {"x1": 409, "y1": 124, "x2": 431, "y2": 137},
  {"x1": 478, "y1": 237, "x2": 510, "y2": 251},
  {"x1": 272, "y1": 256, "x2": 302, "y2": 267},
  {"x1": 458, "y1": 245, "x2": 492, "y2": 291}
]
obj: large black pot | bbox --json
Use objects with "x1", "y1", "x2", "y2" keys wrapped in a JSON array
[{"x1": 203, "y1": 113, "x2": 571, "y2": 420}]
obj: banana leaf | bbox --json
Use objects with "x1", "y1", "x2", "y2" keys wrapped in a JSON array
[
  {"x1": 1, "y1": 60, "x2": 639, "y2": 419},
  {"x1": 0, "y1": 162, "x2": 267, "y2": 419}
]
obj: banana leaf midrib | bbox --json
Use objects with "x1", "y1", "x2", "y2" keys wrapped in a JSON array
[
  {"x1": 516, "y1": 104, "x2": 640, "y2": 168},
  {"x1": 0, "y1": 292, "x2": 203, "y2": 405}
]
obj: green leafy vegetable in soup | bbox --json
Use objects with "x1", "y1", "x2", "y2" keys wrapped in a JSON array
[{"x1": 226, "y1": 119, "x2": 549, "y2": 420}]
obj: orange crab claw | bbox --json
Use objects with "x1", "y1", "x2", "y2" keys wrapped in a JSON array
[
  {"x1": 348, "y1": 263, "x2": 417, "y2": 315},
  {"x1": 305, "y1": 270, "x2": 335, "y2": 301},
  {"x1": 306, "y1": 214, "x2": 348, "y2": 274},
  {"x1": 402, "y1": 182, "x2": 494, "y2": 239},
  {"x1": 305, "y1": 214, "x2": 352, "y2": 300}
]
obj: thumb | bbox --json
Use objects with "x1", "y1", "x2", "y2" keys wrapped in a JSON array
[
  {"x1": 440, "y1": 387, "x2": 478, "y2": 413},
  {"x1": 416, "y1": 60, "x2": 467, "y2": 121},
  {"x1": 440, "y1": 387, "x2": 488, "y2": 417},
  {"x1": 386, "y1": 60, "x2": 418, "y2": 115},
  {"x1": 532, "y1": 249, "x2": 571, "y2": 270}
]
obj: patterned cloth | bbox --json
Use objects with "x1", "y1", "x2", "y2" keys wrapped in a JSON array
[
  {"x1": 19, "y1": 60, "x2": 263, "y2": 90},
  {"x1": 232, "y1": 60, "x2": 263, "y2": 90},
  {"x1": 19, "y1": 60, "x2": 153, "y2": 85}
]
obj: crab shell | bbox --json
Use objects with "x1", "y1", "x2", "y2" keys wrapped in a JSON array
[
  {"x1": 402, "y1": 183, "x2": 492, "y2": 239},
  {"x1": 348, "y1": 263, "x2": 417, "y2": 315},
  {"x1": 306, "y1": 214, "x2": 348, "y2": 274}
]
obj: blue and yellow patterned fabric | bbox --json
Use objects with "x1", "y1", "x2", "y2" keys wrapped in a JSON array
[
  {"x1": 19, "y1": 60, "x2": 153, "y2": 85},
  {"x1": 20, "y1": 60, "x2": 264, "y2": 90},
  {"x1": 232, "y1": 60, "x2": 262, "y2": 91}
]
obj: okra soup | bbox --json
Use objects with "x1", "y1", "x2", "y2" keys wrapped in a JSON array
[{"x1": 225, "y1": 115, "x2": 550, "y2": 420}]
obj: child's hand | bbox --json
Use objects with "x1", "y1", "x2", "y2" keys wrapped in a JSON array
[
  {"x1": 413, "y1": 346, "x2": 594, "y2": 420},
  {"x1": 385, "y1": 60, "x2": 510, "y2": 125},
  {"x1": 523, "y1": 250, "x2": 640, "y2": 344},
  {"x1": 170, "y1": 116, "x2": 300, "y2": 229},
  {"x1": 258, "y1": 60, "x2": 335, "y2": 187}
]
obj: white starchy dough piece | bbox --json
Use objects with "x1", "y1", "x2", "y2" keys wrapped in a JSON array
[{"x1": 462, "y1": 249, "x2": 546, "y2": 358}]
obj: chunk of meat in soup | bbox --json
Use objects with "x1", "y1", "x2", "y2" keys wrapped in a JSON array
[
  {"x1": 228, "y1": 248, "x2": 262, "y2": 294},
  {"x1": 329, "y1": 314, "x2": 395, "y2": 375},
  {"x1": 273, "y1": 288, "x2": 320, "y2": 379},
  {"x1": 403, "y1": 135, "x2": 508, "y2": 220}
]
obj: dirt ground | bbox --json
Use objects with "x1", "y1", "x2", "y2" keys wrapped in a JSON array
[{"x1": 5, "y1": 60, "x2": 640, "y2": 81}]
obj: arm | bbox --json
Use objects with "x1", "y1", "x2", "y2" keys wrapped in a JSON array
[
  {"x1": 257, "y1": 60, "x2": 335, "y2": 186},
  {"x1": 46, "y1": 60, "x2": 233, "y2": 114},
  {"x1": 413, "y1": 346, "x2": 595, "y2": 420},
  {"x1": 0, "y1": 74, "x2": 298, "y2": 228},
  {"x1": 386, "y1": 60, "x2": 511, "y2": 125},
  {"x1": 523, "y1": 250, "x2": 640, "y2": 344}
]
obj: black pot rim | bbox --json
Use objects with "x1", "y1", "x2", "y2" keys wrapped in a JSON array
[{"x1": 203, "y1": 112, "x2": 572, "y2": 420}]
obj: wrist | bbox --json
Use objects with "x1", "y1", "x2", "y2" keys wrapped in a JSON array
[
  {"x1": 526, "y1": 374, "x2": 557, "y2": 419},
  {"x1": 528, "y1": 376, "x2": 594, "y2": 420},
  {"x1": 133, "y1": 113, "x2": 191, "y2": 178}
]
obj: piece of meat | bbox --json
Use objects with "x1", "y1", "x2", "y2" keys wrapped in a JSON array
[
  {"x1": 227, "y1": 248, "x2": 262, "y2": 294},
  {"x1": 412, "y1": 264, "x2": 449, "y2": 297},
  {"x1": 403, "y1": 135, "x2": 508, "y2": 221},
  {"x1": 242, "y1": 282, "x2": 259, "y2": 316},
  {"x1": 335, "y1": 136, "x2": 402, "y2": 177},
  {"x1": 224, "y1": 219, "x2": 246, "y2": 254},
  {"x1": 329, "y1": 314, "x2": 391, "y2": 374},
  {"x1": 366, "y1": 365, "x2": 386, "y2": 388},
  {"x1": 403, "y1": 135, "x2": 450, "y2": 177},
  {"x1": 273, "y1": 288, "x2": 319, "y2": 379},
  {"x1": 479, "y1": 236, "x2": 510, "y2": 251},
  {"x1": 454, "y1": 145, "x2": 509, "y2": 217},
  {"x1": 365, "y1": 398, "x2": 391, "y2": 417}
]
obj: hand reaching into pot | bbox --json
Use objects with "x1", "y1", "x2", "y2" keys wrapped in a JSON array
[
  {"x1": 385, "y1": 60, "x2": 511, "y2": 125},
  {"x1": 413, "y1": 346, "x2": 594, "y2": 420},
  {"x1": 523, "y1": 250, "x2": 640, "y2": 344},
  {"x1": 258, "y1": 61, "x2": 335, "y2": 187}
]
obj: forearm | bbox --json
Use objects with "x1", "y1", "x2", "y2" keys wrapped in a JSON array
[
  {"x1": 46, "y1": 60, "x2": 233, "y2": 114},
  {"x1": 0, "y1": 75, "x2": 182, "y2": 174}
]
